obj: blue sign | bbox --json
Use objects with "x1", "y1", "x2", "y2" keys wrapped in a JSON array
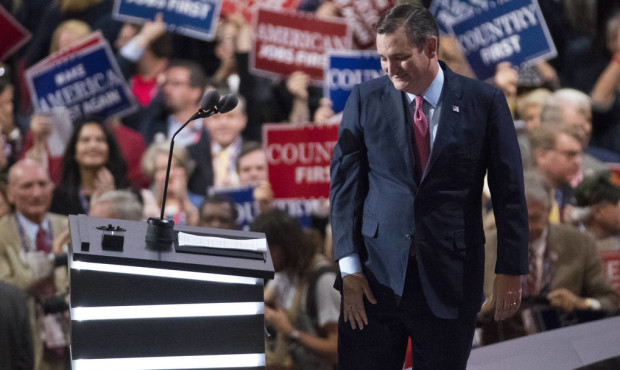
[
  {"x1": 209, "y1": 185, "x2": 326, "y2": 230},
  {"x1": 113, "y1": 0, "x2": 222, "y2": 41},
  {"x1": 430, "y1": 0, "x2": 480, "y2": 35},
  {"x1": 27, "y1": 37, "x2": 137, "y2": 121},
  {"x1": 448, "y1": 0, "x2": 556, "y2": 81},
  {"x1": 325, "y1": 50, "x2": 384, "y2": 114}
]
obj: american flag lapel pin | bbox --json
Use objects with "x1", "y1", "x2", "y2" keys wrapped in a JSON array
[{"x1": 453, "y1": 105, "x2": 459, "y2": 112}]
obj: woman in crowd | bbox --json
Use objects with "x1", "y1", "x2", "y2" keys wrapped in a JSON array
[
  {"x1": 140, "y1": 137, "x2": 200, "y2": 225},
  {"x1": 50, "y1": 116, "x2": 129, "y2": 215},
  {"x1": 252, "y1": 208, "x2": 339, "y2": 370}
]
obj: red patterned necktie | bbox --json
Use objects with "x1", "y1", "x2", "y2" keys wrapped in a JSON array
[
  {"x1": 413, "y1": 95, "x2": 430, "y2": 182},
  {"x1": 36, "y1": 227, "x2": 52, "y2": 253}
]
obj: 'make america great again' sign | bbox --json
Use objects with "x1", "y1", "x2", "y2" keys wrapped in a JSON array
[{"x1": 250, "y1": 7, "x2": 351, "y2": 83}]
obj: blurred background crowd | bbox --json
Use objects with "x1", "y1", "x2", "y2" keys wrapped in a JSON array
[{"x1": 1, "y1": 0, "x2": 620, "y2": 369}]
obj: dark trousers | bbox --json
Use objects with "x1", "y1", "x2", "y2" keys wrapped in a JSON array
[{"x1": 338, "y1": 259, "x2": 477, "y2": 370}]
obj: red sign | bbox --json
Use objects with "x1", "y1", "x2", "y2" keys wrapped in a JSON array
[
  {"x1": 600, "y1": 250, "x2": 620, "y2": 297},
  {"x1": 264, "y1": 123, "x2": 339, "y2": 199},
  {"x1": 0, "y1": 4, "x2": 31, "y2": 61},
  {"x1": 330, "y1": 0, "x2": 394, "y2": 49},
  {"x1": 221, "y1": 0, "x2": 301, "y2": 23},
  {"x1": 251, "y1": 7, "x2": 351, "y2": 83}
]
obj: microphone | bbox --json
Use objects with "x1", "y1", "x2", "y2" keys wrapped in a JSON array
[
  {"x1": 193, "y1": 89, "x2": 220, "y2": 119},
  {"x1": 145, "y1": 90, "x2": 236, "y2": 250},
  {"x1": 216, "y1": 94, "x2": 239, "y2": 114}
]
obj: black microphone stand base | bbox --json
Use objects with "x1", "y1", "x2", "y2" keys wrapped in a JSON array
[{"x1": 145, "y1": 217, "x2": 175, "y2": 251}]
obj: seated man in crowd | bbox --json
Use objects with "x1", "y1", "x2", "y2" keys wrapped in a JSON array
[
  {"x1": 574, "y1": 171, "x2": 620, "y2": 251},
  {"x1": 530, "y1": 124, "x2": 583, "y2": 222},
  {"x1": 0, "y1": 159, "x2": 70, "y2": 370},
  {"x1": 480, "y1": 171, "x2": 618, "y2": 344},
  {"x1": 236, "y1": 141, "x2": 273, "y2": 213}
]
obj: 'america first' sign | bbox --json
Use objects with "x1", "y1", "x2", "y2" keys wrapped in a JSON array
[
  {"x1": 449, "y1": 0, "x2": 556, "y2": 81},
  {"x1": 325, "y1": 50, "x2": 384, "y2": 113},
  {"x1": 263, "y1": 124, "x2": 339, "y2": 199},
  {"x1": 113, "y1": 0, "x2": 222, "y2": 41},
  {"x1": 26, "y1": 32, "x2": 137, "y2": 121},
  {"x1": 251, "y1": 7, "x2": 351, "y2": 83}
]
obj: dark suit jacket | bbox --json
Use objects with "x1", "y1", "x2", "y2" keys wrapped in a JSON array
[{"x1": 329, "y1": 62, "x2": 528, "y2": 319}]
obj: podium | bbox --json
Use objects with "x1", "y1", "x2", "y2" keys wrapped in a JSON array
[{"x1": 67, "y1": 214, "x2": 274, "y2": 370}]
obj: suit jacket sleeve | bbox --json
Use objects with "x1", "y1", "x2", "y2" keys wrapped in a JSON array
[
  {"x1": 485, "y1": 89, "x2": 529, "y2": 276},
  {"x1": 581, "y1": 237, "x2": 619, "y2": 309},
  {"x1": 330, "y1": 85, "x2": 368, "y2": 261}
]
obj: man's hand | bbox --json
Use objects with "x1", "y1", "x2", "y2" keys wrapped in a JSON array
[
  {"x1": 342, "y1": 272, "x2": 377, "y2": 330},
  {"x1": 481, "y1": 274, "x2": 522, "y2": 321},
  {"x1": 547, "y1": 288, "x2": 587, "y2": 312}
]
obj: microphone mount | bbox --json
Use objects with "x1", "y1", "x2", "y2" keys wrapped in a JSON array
[{"x1": 145, "y1": 91, "x2": 239, "y2": 251}]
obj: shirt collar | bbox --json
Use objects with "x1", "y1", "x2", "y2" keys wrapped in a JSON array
[
  {"x1": 406, "y1": 63, "x2": 444, "y2": 108},
  {"x1": 212, "y1": 137, "x2": 242, "y2": 154},
  {"x1": 530, "y1": 226, "x2": 548, "y2": 257},
  {"x1": 15, "y1": 212, "x2": 50, "y2": 244}
]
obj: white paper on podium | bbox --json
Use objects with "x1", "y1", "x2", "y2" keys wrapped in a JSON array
[{"x1": 177, "y1": 232, "x2": 268, "y2": 252}]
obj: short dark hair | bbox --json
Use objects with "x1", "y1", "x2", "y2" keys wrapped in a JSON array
[
  {"x1": 376, "y1": 4, "x2": 440, "y2": 50},
  {"x1": 199, "y1": 194, "x2": 239, "y2": 221},
  {"x1": 575, "y1": 171, "x2": 620, "y2": 207},
  {"x1": 235, "y1": 141, "x2": 262, "y2": 172},
  {"x1": 168, "y1": 59, "x2": 207, "y2": 90}
]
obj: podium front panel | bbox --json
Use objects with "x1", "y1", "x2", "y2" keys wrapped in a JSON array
[{"x1": 68, "y1": 215, "x2": 273, "y2": 370}]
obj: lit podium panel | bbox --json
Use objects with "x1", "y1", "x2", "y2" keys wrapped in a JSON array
[{"x1": 67, "y1": 214, "x2": 274, "y2": 370}]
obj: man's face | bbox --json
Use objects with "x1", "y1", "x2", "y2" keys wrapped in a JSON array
[
  {"x1": 562, "y1": 105, "x2": 592, "y2": 148},
  {"x1": 536, "y1": 133, "x2": 582, "y2": 187},
  {"x1": 205, "y1": 105, "x2": 247, "y2": 148},
  {"x1": 8, "y1": 163, "x2": 53, "y2": 223},
  {"x1": 199, "y1": 202, "x2": 237, "y2": 229},
  {"x1": 527, "y1": 198, "x2": 550, "y2": 242},
  {"x1": 238, "y1": 149, "x2": 267, "y2": 184},
  {"x1": 376, "y1": 27, "x2": 438, "y2": 95},
  {"x1": 162, "y1": 67, "x2": 201, "y2": 113}
]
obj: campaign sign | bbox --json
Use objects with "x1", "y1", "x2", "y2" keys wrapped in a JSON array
[
  {"x1": 430, "y1": 0, "x2": 480, "y2": 35},
  {"x1": 26, "y1": 32, "x2": 137, "y2": 121},
  {"x1": 325, "y1": 50, "x2": 383, "y2": 113},
  {"x1": 330, "y1": 0, "x2": 394, "y2": 49},
  {"x1": 251, "y1": 7, "x2": 351, "y2": 83},
  {"x1": 264, "y1": 123, "x2": 338, "y2": 199},
  {"x1": 449, "y1": 0, "x2": 556, "y2": 81},
  {"x1": 209, "y1": 185, "x2": 258, "y2": 230},
  {"x1": 0, "y1": 4, "x2": 31, "y2": 61},
  {"x1": 600, "y1": 251, "x2": 620, "y2": 297},
  {"x1": 220, "y1": 0, "x2": 301, "y2": 23},
  {"x1": 113, "y1": 0, "x2": 223, "y2": 41}
]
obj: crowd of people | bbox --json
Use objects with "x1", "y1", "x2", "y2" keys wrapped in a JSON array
[{"x1": 0, "y1": 0, "x2": 620, "y2": 369}]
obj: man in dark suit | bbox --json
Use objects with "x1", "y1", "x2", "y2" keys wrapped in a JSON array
[{"x1": 329, "y1": 4, "x2": 529, "y2": 369}]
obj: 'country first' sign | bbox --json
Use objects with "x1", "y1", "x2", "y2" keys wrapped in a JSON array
[
  {"x1": 251, "y1": 7, "x2": 351, "y2": 83},
  {"x1": 325, "y1": 50, "x2": 384, "y2": 113},
  {"x1": 113, "y1": 0, "x2": 222, "y2": 41},
  {"x1": 263, "y1": 123, "x2": 339, "y2": 199},
  {"x1": 448, "y1": 0, "x2": 556, "y2": 81}
]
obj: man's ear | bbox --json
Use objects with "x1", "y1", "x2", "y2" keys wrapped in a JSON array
[{"x1": 425, "y1": 36, "x2": 438, "y2": 58}]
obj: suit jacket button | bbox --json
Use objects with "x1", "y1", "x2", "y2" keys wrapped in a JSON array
[{"x1": 405, "y1": 234, "x2": 412, "y2": 240}]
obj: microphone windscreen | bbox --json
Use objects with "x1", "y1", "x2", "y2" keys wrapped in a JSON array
[
  {"x1": 200, "y1": 90, "x2": 220, "y2": 110},
  {"x1": 217, "y1": 94, "x2": 239, "y2": 114}
]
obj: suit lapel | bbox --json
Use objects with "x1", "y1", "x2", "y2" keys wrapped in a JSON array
[
  {"x1": 422, "y1": 64, "x2": 464, "y2": 181},
  {"x1": 382, "y1": 83, "x2": 417, "y2": 189}
]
